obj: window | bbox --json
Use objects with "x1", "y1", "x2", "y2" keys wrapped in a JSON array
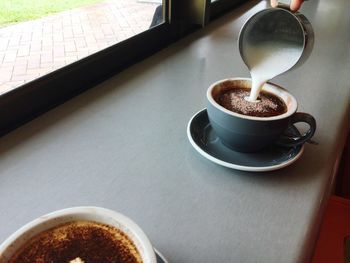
[
  {"x1": 0, "y1": 0, "x2": 171, "y2": 134},
  {"x1": 0, "y1": 0, "x2": 248, "y2": 135},
  {"x1": 0, "y1": 0, "x2": 165, "y2": 94}
]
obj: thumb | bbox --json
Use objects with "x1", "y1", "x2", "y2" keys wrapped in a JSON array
[
  {"x1": 270, "y1": 0, "x2": 278, "y2": 7},
  {"x1": 290, "y1": 0, "x2": 304, "y2": 11}
]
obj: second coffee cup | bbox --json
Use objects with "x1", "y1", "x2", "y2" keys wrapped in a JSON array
[
  {"x1": 0, "y1": 207, "x2": 157, "y2": 263},
  {"x1": 206, "y1": 78, "x2": 316, "y2": 153}
]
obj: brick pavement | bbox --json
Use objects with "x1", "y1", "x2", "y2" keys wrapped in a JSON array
[{"x1": 0, "y1": 0, "x2": 159, "y2": 94}]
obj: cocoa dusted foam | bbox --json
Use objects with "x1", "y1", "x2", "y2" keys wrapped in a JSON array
[
  {"x1": 7, "y1": 221, "x2": 143, "y2": 263},
  {"x1": 216, "y1": 87, "x2": 287, "y2": 117}
]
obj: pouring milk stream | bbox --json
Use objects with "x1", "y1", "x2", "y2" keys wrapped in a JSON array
[{"x1": 244, "y1": 42, "x2": 302, "y2": 102}]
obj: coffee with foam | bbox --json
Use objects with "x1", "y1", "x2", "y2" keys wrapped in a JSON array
[
  {"x1": 7, "y1": 221, "x2": 143, "y2": 263},
  {"x1": 215, "y1": 87, "x2": 287, "y2": 117}
]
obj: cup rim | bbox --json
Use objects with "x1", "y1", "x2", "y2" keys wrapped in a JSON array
[
  {"x1": 207, "y1": 77, "x2": 298, "y2": 121},
  {"x1": 0, "y1": 207, "x2": 157, "y2": 263}
]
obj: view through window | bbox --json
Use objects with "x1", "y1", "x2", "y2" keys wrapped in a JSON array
[{"x1": 0, "y1": 0, "x2": 164, "y2": 94}]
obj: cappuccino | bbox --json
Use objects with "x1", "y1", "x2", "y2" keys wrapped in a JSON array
[
  {"x1": 7, "y1": 220, "x2": 143, "y2": 263},
  {"x1": 215, "y1": 87, "x2": 287, "y2": 117}
]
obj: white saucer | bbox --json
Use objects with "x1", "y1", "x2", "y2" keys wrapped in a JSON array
[{"x1": 187, "y1": 109, "x2": 304, "y2": 172}]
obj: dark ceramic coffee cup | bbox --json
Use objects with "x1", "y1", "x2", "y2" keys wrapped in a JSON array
[{"x1": 206, "y1": 78, "x2": 316, "y2": 153}]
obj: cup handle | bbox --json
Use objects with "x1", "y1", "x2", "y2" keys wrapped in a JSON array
[{"x1": 275, "y1": 112, "x2": 316, "y2": 147}]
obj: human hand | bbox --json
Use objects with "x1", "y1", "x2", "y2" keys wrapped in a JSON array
[{"x1": 270, "y1": 0, "x2": 304, "y2": 12}]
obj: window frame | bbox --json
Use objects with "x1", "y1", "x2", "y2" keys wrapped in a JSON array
[
  {"x1": 0, "y1": 1, "x2": 174, "y2": 135},
  {"x1": 209, "y1": 0, "x2": 249, "y2": 20}
]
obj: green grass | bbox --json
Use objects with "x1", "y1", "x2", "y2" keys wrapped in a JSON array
[{"x1": 0, "y1": 0, "x2": 104, "y2": 27}]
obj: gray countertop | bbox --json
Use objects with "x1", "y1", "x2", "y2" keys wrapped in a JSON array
[{"x1": 0, "y1": 0, "x2": 349, "y2": 262}]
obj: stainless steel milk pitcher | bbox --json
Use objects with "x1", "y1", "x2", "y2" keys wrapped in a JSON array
[{"x1": 238, "y1": 0, "x2": 314, "y2": 74}]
